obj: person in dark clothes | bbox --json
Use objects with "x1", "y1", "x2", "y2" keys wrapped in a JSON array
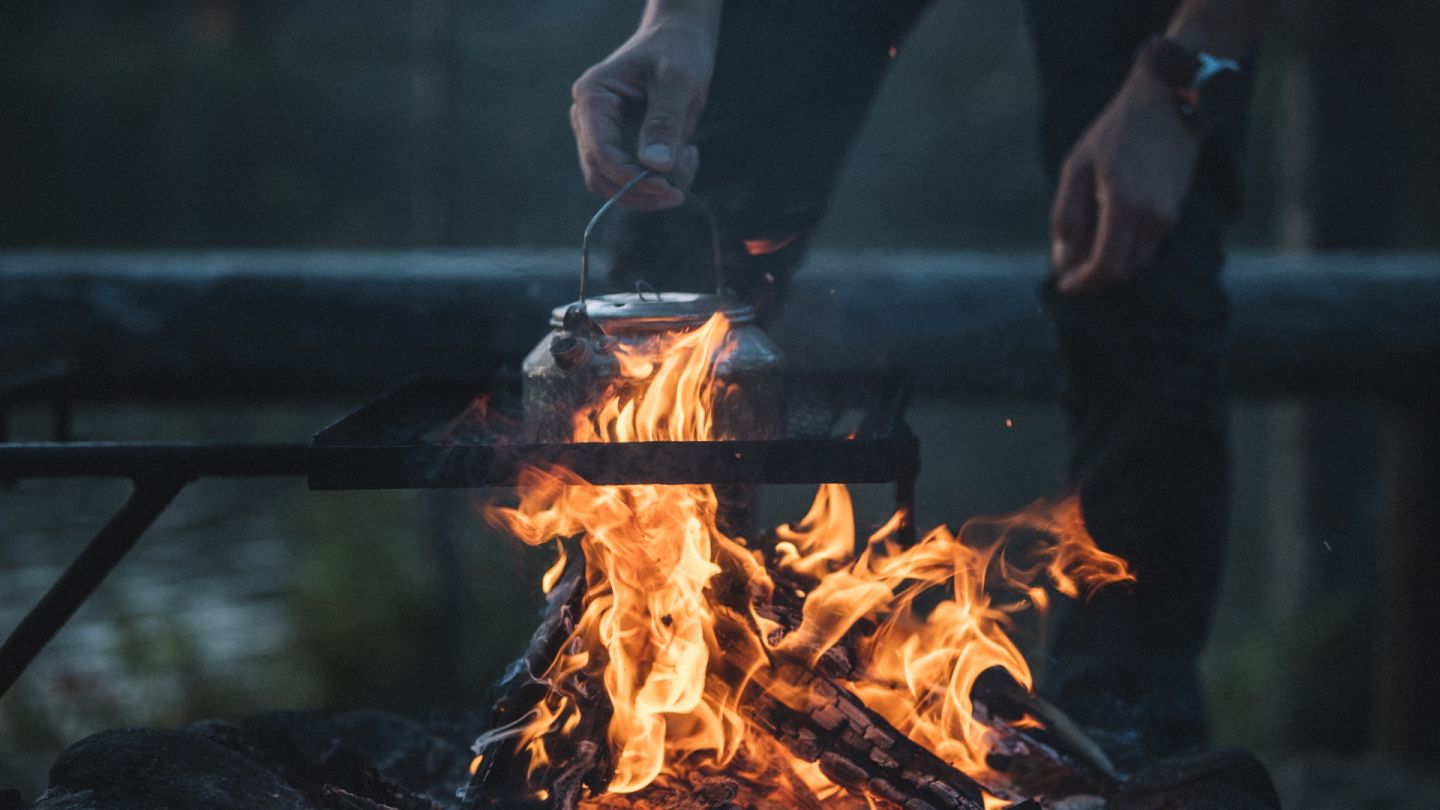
[{"x1": 568, "y1": 0, "x2": 1274, "y2": 771}]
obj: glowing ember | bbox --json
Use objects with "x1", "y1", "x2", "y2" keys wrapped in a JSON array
[
  {"x1": 477, "y1": 313, "x2": 1132, "y2": 807},
  {"x1": 742, "y1": 235, "x2": 800, "y2": 256}
]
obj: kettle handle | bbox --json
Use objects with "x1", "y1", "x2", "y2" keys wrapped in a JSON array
[{"x1": 579, "y1": 169, "x2": 725, "y2": 306}]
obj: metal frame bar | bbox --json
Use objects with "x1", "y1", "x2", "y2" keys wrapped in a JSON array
[
  {"x1": 309, "y1": 373, "x2": 917, "y2": 490},
  {"x1": 0, "y1": 442, "x2": 309, "y2": 480},
  {"x1": 0, "y1": 476, "x2": 186, "y2": 697},
  {"x1": 0, "y1": 373, "x2": 917, "y2": 702},
  {"x1": 0, "y1": 443, "x2": 309, "y2": 701},
  {"x1": 894, "y1": 421, "x2": 921, "y2": 546}
]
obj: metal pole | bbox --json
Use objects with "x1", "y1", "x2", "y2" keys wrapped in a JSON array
[
  {"x1": 895, "y1": 422, "x2": 920, "y2": 546},
  {"x1": 0, "y1": 442, "x2": 308, "y2": 480},
  {"x1": 0, "y1": 476, "x2": 187, "y2": 699}
]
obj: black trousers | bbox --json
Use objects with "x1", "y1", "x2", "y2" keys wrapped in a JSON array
[{"x1": 612, "y1": 0, "x2": 1243, "y2": 746}]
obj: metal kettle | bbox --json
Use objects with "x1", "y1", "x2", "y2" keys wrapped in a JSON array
[{"x1": 521, "y1": 172, "x2": 785, "y2": 444}]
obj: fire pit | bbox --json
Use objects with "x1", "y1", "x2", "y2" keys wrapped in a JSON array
[
  {"x1": 0, "y1": 359, "x2": 1279, "y2": 810},
  {"x1": 443, "y1": 304, "x2": 1130, "y2": 810},
  {"x1": 434, "y1": 183, "x2": 1145, "y2": 809},
  {"x1": 0, "y1": 348, "x2": 1281, "y2": 810},
  {"x1": 0, "y1": 185, "x2": 1280, "y2": 810}
]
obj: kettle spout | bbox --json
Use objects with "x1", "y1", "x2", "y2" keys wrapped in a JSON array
[{"x1": 549, "y1": 334, "x2": 592, "y2": 372}]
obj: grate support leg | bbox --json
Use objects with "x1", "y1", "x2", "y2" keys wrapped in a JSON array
[
  {"x1": 0, "y1": 476, "x2": 187, "y2": 700},
  {"x1": 895, "y1": 421, "x2": 920, "y2": 546}
]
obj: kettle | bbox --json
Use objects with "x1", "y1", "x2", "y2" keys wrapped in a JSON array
[{"x1": 521, "y1": 171, "x2": 786, "y2": 445}]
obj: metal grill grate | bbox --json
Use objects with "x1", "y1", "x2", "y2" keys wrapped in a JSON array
[{"x1": 308, "y1": 371, "x2": 917, "y2": 489}]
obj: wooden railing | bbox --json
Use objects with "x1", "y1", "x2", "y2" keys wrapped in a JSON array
[{"x1": 2, "y1": 249, "x2": 1436, "y2": 400}]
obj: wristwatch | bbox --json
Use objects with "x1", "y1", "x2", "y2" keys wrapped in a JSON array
[{"x1": 1138, "y1": 35, "x2": 1245, "y2": 134}]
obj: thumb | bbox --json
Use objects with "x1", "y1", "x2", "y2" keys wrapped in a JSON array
[{"x1": 638, "y1": 67, "x2": 693, "y2": 171}]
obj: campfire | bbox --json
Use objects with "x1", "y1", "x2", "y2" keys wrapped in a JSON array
[
  {"x1": 464, "y1": 311, "x2": 1133, "y2": 810},
  {"x1": 0, "y1": 269, "x2": 1280, "y2": 810}
]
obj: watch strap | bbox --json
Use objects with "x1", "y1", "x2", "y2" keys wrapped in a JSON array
[{"x1": 1139, "y1": 35, "x2": 1203, "y2": 109}]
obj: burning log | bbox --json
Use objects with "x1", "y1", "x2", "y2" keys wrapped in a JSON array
[
  {"x1": 585, "y1": 776, "x2": 747, "y2": 810},
  {"x1": 466, "y1": 544, "x2": 613, "y2": 801},
  {"x1": 970, "y1": 667, "x2": 1118, "y2": 799},
  {"x1": 759, "y1": 562, "x2": 1111, "y2": 805},
  {"x1": 748, "y1": 664, "x2": 987, "y2": 810},
  {"x1": 534, "y1": 672, "x2": 615, "y2": 810},
  {"x1": 746, "y1": 579, "x2": 980, "y2": 808},
  {"x1": 468, "y1": 511, "x2": 1130, "y2": 809},
  {"x1": 706, "y1": 543, "x2": 987, "y2": 810},
  {"x1": 756, "y1": 564, "x2": 870, "y2": 682}
]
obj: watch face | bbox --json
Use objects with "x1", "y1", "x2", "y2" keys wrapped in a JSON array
[{"x1": 1195, "y1": 66, "x2": 1245, "y2": 129}]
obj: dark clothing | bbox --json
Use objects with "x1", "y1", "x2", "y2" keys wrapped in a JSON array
[
  {"x1": 612, "y1": 0, "x2": 1248, "y2": 766},
  {"x1": 1024, "y1": 0, "x2": 1242, "y2": 766},
  {"x1": 612, "y1": 0, "x2": 929, "y2": 318}
]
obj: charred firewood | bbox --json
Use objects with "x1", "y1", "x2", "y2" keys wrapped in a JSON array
[
  {"x1": 755, "y1": 563, "x2": 871, "y2": 681},
  {"x1": 736, "y1": 550, "x2": 1005, "y2": 809},
  {"x1": 727, "y1": 748, "x2": 829, "y2": 810},
  {"x1": 586, "y1": 774, "x2": 746, "y2": 810},
  {"x1": 747, "y1": 664, "x2": 988, "y2": 810},
  {"x1": 466, "y1": 538, "x2": 1101, "y2": 809},
  {"x1": 534, "y1": 669, "x2": 615, "y2": 810},
  {"x1": 708, "y1": 586, "x2": 976, "y2": 810},
  {"x1": 464, "y1": 546, "x2": 590, "y2": 809},
  {"x1": 760, "y1": 564, "x2": 1115, "y2": 803},
  {"x1": 970, "y1": 667, "x2": 1119, "y2": 799}
]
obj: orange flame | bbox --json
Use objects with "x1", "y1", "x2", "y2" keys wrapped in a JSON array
[
  {"x1": 482, "y1": 313, "x2": 1133, "y2": 805},
  {"x1": 792, "y1": 497, "x2": 1131, "y2": 781}
]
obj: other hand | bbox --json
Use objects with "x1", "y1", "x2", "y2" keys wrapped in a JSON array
[
  {"x1": 570, "y1": 19, "x2": 717, "y2": 210},
  {"x1": 1050, "y1": 69, "x2": 1203, "y2": 294}
]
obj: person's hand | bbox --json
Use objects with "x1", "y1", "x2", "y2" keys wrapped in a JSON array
[
  {"x1": 1050, "y1": 69, "x2": 1203, "y2": 294},
  {"x1": 570, "y1": 14, "x2": 719, "y2": 210}
]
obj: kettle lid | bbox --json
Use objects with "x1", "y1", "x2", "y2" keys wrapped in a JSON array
[{"x1": 551, "y1": 292, "x2": 755, "y2": 332}]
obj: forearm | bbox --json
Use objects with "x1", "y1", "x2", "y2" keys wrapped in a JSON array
[
  {"x1": 1166, "y1": 0, "x2": 1277, "y2": 58},
  {"x1": 640, "y1": 0, "x2": 723, "y2": 36}
]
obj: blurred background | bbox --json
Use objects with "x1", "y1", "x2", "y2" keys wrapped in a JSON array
[{"x1": 3, "y1": 0, "x2": 1439, "y2": 806}]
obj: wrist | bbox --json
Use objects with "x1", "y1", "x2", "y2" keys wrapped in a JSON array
[
  {"x1": 1164, "y1": 0, "x2": 1276, "y2": 59},
  {"x1": 1164, "y1": 23, "x2": 1242, "y2": 61}
]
